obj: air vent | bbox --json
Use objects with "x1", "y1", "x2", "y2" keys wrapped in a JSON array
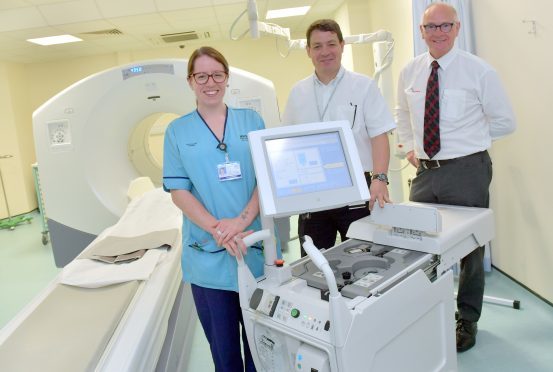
[
  {"x1": 81, "y1": 29, "x2": 123, "y2": 36},
  {"x1": 160, "y1": 31, "x2": 210, "y2": 43}
]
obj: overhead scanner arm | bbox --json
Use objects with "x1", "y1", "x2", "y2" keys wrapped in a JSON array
[
  {"x1": 288, "y1": 29, "x2": 392, "y2": 50},
  {"x1": 231, "y1": 0, "x2": 392, "y2": 51}
]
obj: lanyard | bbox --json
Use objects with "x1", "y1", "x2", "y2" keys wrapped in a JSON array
[
  {"x1": 197, "y1": 106, "x2": 230, "y2": 162},
  {"x1": 313, "y1": 71, "x2": 345, "y2": 121}
]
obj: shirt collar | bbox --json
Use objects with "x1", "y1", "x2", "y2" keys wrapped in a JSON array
[
  {"x1": 425, "y1": 46, "x2": 458, "y2": 71},
  {"x1": 313, "y1": 65, "x2": 345, "y2": 86}
]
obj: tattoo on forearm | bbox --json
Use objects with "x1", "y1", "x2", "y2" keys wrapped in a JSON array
[{"x1": 240, "y1": 209, "x2": 249, "y2": 221}]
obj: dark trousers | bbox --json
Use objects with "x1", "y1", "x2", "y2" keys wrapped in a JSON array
[
  {"x1": 410, "y1": 150, "x2": 492, "y2": 323},
  {"x1": 191, "y1": 284, "x2": 256, "y2": 372},
  {"x1": 299, "y1": 174, "x2": 371, "y2": 256}
]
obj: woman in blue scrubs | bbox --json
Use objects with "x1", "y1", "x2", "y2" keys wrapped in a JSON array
[{"x1": 163, "y1": 46, "x2": 264, "y2": 372}]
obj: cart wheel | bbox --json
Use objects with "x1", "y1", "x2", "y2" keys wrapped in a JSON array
[{"x1": 42, "y1": 233, "x2": 49, "y2": 245}]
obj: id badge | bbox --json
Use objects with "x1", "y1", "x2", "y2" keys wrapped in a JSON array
[{"x1": 218, "y1": 161, "x2": 242, "y2": 181}]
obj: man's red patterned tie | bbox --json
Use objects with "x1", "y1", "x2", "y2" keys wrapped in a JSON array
[{"x1": 424, "y1": 60, "x2": 440, "y2": 159}]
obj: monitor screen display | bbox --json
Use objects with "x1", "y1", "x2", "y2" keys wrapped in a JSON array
[{"x1": 265, "y1": 132, "x2": 352, "y2": 198}]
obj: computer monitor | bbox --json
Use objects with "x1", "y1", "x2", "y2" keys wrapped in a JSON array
[{"x1": 248, "y1": 120, "x2": 370, "y2": 218}]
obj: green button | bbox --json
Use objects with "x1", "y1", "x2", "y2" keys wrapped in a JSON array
[{"x1": 291, "y1": 308, "x2": 300, "y2": 318}]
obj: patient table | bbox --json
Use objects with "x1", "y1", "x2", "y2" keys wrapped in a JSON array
[{"x1": 0, "y1": 189, "x2": 195, "y2": 372}]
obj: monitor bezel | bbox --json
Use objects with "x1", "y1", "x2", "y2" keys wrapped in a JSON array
[{"x1": 249, "y1": 120, "x2": 370, "y2": 218}]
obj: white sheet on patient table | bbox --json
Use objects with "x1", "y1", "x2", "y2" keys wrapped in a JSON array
[{"x1": 60, "y1": 188, "x2": 182, "y2": 288}]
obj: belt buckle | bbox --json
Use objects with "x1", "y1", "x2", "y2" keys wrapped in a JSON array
[{"x1": 422, "y1": 159, "x2": 440, "y2": 169}]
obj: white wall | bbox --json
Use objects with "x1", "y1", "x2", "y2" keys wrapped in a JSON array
[
  {"x1": 0, "y1": 62, "x2": 36, "y2": 218},
  {"x1": 471, "y1": 0, "x2": 553, "y2": 303},
  {"x1": 365, "y1": 0, "x2": 416, "y2": 201}
]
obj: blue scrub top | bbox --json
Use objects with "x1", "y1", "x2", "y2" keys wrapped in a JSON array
[{"x1": 163, "y1": 107, "x2": 265, "y2": 291}]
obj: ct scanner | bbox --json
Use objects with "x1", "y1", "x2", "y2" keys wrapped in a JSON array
[{"x1": 32, "y1": 58, "x2": 280, "y2": 267}]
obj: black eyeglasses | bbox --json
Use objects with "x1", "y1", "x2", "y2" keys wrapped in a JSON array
[
  {"x1": 422, "y1": 22, "x2": 455, "y2": 33},
  {"x1": 189, "y1": 71, "x2": 228, "y2": 84}
]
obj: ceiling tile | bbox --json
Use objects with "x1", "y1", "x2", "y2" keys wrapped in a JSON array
[
  {"x1": 108, "y1": 13, "x2": 169, "y2": 27},
  {"x1": 212, "y1": 0, "x2": 249, "y2": 5},
  {"x1": 213, "y1": 3, "x2": 248, "y2": 24},
  {"x1": 75, "y1": 33, "x2": 147, "y2": 51},
  {"x1": 119, "y1": 24, "x2": 176, "y2": 37},
  {"x1": 163, "y1": 18, "x2": 218, "y2": 32},
  {"x1": 0, "y1": 7, "x2": 47, "y2": 32},
  {"x1": 160, "y1": 7, "x2": 216, "y2": 22},
  {"x1": 0, "y1": 0, "x2": 29, "y2": 11},
  {"x1": 25, "y1": 0, "x2": 74, "y2": 5},
  {"x1": 155, "y1": 0, "x2": 212, "y2": 12},
  {"x1": 54, "y1": 19, "x2": 118, "y2": 34},
  {"x1": 3, "y1": 26, "x2": 65, "y2": 39},
  {"x1": 95, "y1": 0, "x2": 157, "y2": 18},
  {"x1": 38, "y1": 0, "x2": 103, "y2": 25}
]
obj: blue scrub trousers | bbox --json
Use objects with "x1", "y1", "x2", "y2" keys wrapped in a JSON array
[{"x1": 191, "y1": 284, "x2": 256, "y2": 372}]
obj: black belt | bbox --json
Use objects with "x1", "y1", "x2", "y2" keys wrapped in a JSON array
[{"x1": 419, "y1": 151, "x2": 486, "y2": 170}]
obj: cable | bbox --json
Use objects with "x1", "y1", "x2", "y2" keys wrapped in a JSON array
[
  {"x1": 388, "y1": 160, "x2": 411, "y2": 173},
  {"x1": 275, "y1": 35, "x2": 292, "y2": 58},
  {"x1": 229, "y1": 9, "x2": 249, "y2": 41}
]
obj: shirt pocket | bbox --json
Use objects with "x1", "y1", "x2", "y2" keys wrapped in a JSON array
[
  {"x1": 441, "y1": 89, "x2": 467, "y2": 121},
  {"x1": 404, "y1": 89, "x2": 425, "y2": 118},
  {"x1": 328, "y1": 104, "x2": 357, "y2": 128}
]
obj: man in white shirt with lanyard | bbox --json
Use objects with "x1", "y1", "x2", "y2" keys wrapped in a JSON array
[
  {"x1": 395, "y1": 3, "x2": 516, "y2": 352},
  {"x1": 283, "y1": 19, "x2": 395, "y2": 256}
]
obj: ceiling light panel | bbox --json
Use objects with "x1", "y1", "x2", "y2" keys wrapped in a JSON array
[
  {"x1": 27, "y1": 34, "x2": 83, "y2": 45},
  {"x1": 266, "y1": 6, "x2": 310, "y2": 19}
]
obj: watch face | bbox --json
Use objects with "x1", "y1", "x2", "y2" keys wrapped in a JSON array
[{"x1": 372, "y1": 173, "x2": 388, "y2": 183}]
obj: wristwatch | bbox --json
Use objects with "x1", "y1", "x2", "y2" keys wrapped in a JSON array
[{"x1": 371, "y1": 173, "x2": 389, "y2": 185}]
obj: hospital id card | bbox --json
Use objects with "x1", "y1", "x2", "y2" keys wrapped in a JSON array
[{"x1": 218, "y1": 161, "x2": 242, "y2": 181}]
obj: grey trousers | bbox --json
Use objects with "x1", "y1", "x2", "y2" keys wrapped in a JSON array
[{"x1": 410, "y1": 150, "x2": 492, "y2": 322}]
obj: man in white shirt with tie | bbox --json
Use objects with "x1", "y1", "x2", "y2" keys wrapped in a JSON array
[{"x1": 395, "y1": 2, "x2": 516, "y2": 352}]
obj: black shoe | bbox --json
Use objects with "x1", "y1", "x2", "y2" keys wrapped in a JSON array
[{"x1": 456, "y1": 319, "x2": 477, "y2": 352}]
